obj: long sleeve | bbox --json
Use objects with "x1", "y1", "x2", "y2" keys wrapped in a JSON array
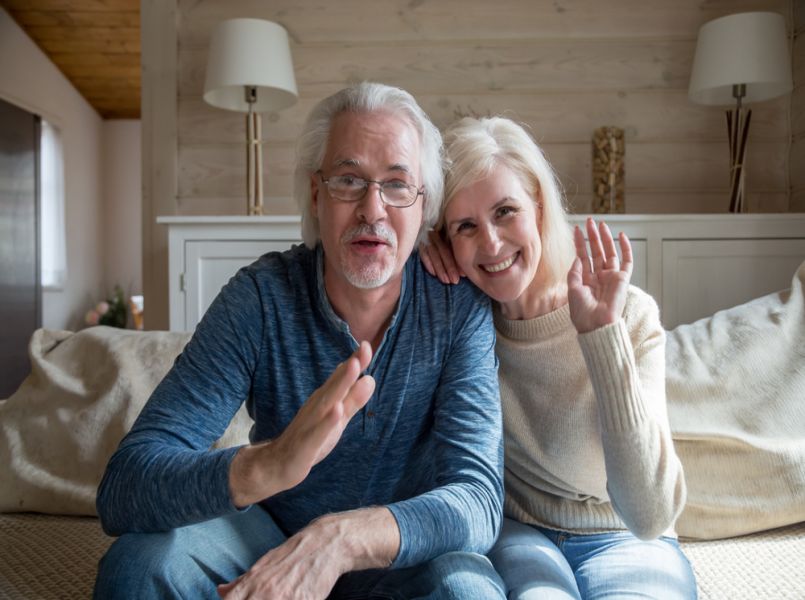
[
  {"x1": 387, "y1": 288, "x2": 503, "y2": 568},
  {"x1": 97, "y1": 246, "x2": 504, "y2": 556},
  {"x1": 96, "y1": 268, "x2": 264, "y2": 535},
  {"x1": 496, "y1": 286, "x2": 686, "y2": 539},
  {"x1": 577, "y1": 289, "x2": 687, "y2": 539}
]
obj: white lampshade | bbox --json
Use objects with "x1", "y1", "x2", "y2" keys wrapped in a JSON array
[
  {"x1": 688, "y1": 11, "x2": 792, "y2": 106},
  {"x1": 203, "y1": 18, "x2": 298, "y2": 112}
]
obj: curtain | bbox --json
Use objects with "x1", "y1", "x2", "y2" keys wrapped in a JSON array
[{"x1": 40, "y1": 119, "x2": 66, "y2": 289}]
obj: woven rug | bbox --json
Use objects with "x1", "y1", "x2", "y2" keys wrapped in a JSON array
[
  {"x1": 1, "y1": 513, "x2": 803, "y2": 599},
  {"x1": 0, "y1": 513, "x2": 112, "y2": 599},
  {"x1": 680, "y1": 521, "x2": 805, "y2": 599}
]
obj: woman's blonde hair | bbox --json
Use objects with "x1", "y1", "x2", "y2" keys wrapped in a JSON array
[{"x1": 442, "y1": 116, "x2": 575, "y2": 288}]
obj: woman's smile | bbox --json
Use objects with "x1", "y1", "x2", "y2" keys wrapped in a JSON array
[{"x1": 481, "y1": 251, "x2": 519, "y2": 274}]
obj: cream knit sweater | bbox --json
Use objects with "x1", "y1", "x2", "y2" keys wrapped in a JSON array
[{"x1": 494, "y1": 285, "x2": 686, "y2": 540}]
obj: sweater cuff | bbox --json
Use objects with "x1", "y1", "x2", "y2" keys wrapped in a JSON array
[{"x1": 577, "y1": 319, "x2": 648, "y2": 432}]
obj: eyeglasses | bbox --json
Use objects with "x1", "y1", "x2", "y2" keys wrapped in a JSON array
[{"x1": 317, "y1": 172, "x2": 424, "y2": 208}]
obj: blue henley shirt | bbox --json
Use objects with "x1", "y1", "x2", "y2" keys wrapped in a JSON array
[{"x1": 96, "y1": 244, "x2": 503, "y2": 568}]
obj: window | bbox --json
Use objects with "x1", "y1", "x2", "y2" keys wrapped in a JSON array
[{"x1": 40, "y1": 119, "x2": 66, "y2": 289}]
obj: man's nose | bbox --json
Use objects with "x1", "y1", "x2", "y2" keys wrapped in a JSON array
[{"x1": 357, "y1": 182, "x2": 387, "y2": 223}]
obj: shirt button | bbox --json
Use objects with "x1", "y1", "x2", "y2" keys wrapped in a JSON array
[{"x1": 367, "y1": 410, "x2": 375, "y2": 418}]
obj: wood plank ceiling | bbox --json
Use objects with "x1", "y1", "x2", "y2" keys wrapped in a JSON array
[{"x1": 1, "y1": 0, "x2": 140, "y2": 119}]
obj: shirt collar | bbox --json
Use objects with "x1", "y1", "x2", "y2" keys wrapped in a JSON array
[{"x1": 315, "y1": 243, "x2": 409, "y2": 344}]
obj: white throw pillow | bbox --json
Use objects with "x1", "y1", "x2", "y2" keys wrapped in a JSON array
[
  {"x1": 0, "y1": 326, "x2": 252, "y2": 516},
  {"x1": 667, "y1": 260, "x2": 805, "y2": 539}
]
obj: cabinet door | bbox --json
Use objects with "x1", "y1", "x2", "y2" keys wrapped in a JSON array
[
  {"x1": 184, "y1": 240, "x2": 295, "y2": 331},
  {"x1": 662, "y1": 239, "x2": 805, "y2": 328},
  {"x1": 628, "y1": 239, "x2": 647, "y2": 293}
]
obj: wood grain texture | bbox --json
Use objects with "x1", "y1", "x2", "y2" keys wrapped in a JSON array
[
  {"x1": 1, "y1": 0, "x2": 140, "y2": 118},
  {"x1": 180, "y1": 92, "x2": 789, "y2": 145},
  {"x1": 178, "y1": 0, "x2": 788, "y2": 45},
  {"x1": 176, "y1": 140, "x2": 786, "y2": 201},
  {"x1": 794, "y1": 33, "x2": 805, "y2": 93},
  {"x1": 1, "y1": 0, "x2": 137, "y2": 9},
  {"x1": 141, "y1": 0, "x2": 178, "y2": 330},
  {"x1": 792, "y1": 189, "x2": 805, "y2": 212},
  {"x1": 791, "y1": 86, "x2": 805, "y2": 139},
  {"x1": 169, "y1": 191, "x2": 790, "y2": 218},
  {"x1": 179, "y1": 39, "x2": 697, "y2": 97},
  {"x1": 791, "y1": 138, "x2": 805, "y2": 191}
]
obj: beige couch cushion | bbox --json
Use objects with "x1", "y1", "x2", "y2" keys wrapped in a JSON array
[
  {"x1": 667, "y1": 261, "x2": 805, "y2": 539},
  {"x1": 0, "y1": 327, "x2": 252, "y2": 516}
]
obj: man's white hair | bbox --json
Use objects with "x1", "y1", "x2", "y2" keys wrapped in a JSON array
[{"x1": 294, "y1": 82, "x2": 445, "y2": 248}]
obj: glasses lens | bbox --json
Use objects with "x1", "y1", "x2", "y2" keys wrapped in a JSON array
[
  {"x1": 328, "y1": 175, "x2": 365, "y2": 201},
  {"x1": 382, "y1": 181, "x2": 416, "y2": 207}
]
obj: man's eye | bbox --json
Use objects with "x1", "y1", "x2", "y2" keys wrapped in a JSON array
[
  {"x1": 334, "y1": 176, "x2": 365, "y2": 188},
  {"x1": 384, "y1": 180, "x2": 409, "y2": 190}
]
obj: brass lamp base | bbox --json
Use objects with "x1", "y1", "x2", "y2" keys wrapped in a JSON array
[
  {"x1": 727, "y1": 84, "x2": 751, "y2": 213},
  {"x1": 246, "y1": 108, "x2": 263, "y2": 216}
]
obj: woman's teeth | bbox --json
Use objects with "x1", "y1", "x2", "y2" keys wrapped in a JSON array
[{"x1": 484, "y1": 253, "x2": 516, "y2": 273}]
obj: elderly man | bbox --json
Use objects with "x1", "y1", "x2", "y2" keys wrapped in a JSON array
[{"x1": 94, "y1": 82, "x2": 505, "y2": 599}]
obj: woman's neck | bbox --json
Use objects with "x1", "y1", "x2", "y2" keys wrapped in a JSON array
[{"x1": 499, "y1": 279, "x2": 568, "y2": 321}]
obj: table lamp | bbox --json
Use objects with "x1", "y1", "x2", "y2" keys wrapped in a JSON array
[
  {"x1": 203, "y1": 18, "x2": 299, "y2": 215},
  {"x1": 688, "y1": 12, "x2": 792, "y2": 212}
]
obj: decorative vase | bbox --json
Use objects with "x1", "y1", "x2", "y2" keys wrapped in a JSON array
[{"x1": 592, "y1": 126, "x2": 625, "y2": 213}]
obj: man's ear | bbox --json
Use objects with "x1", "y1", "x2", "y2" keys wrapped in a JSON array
[{"x1": 310, "y1": 173, "x2": 320, "y2": 219}]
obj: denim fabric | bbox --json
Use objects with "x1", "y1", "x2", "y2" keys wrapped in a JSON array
[
  {"x1": 489, "y1": 518, "x2": 697, "y2": 599},
  {"x1": 94, "y1": 505, "x2": 506, "y2": 600},
  {"x1": 96, "y1": 244, "x2": 503, "y2": 571}
]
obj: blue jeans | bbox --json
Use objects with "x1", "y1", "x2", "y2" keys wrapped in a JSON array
[
  {"x1": 488, "y1": 518, "x2": 697, "y2": 600},
  {"x1": 93, "y1": 505, "x2": 505, "y2": 599}
]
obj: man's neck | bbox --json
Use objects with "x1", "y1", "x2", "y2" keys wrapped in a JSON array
[{"x1": 323, "y1": 268, "x2": 403, "y2": 352}]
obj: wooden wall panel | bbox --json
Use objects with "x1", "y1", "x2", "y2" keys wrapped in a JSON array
[
  {"x1": 141, "y1": 0, "x2": 177, "y2": 329},
  {"x1": 171, "y1": 0, "x2": 791, "y2": 220},
  {"x1": 791, "y1": 136, "x2": 805, "y2": 190},
  {"x1": 172, "y1": 0, "x2": 792, "y2": 220},
  {"x1": 177, "y1": 140, "x2": 785, "y2": 212},
  {"x1": 792, "y1": 2, "x2": 805, "y2": 211},
  {"x1": 177, "y1": 0, "x2": 789, "y2": 45},
  {"x1": 179, "y1": 40, "x2": 697, "y2": 97},
  {"x1": 792, "y1": 85, "x2": 805, "y2": 136},
  {"x1": 180, "y1": 93, "x2": 789, "y2": 146}
]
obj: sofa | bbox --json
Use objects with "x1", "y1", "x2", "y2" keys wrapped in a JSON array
[{"x1": 2, "y1": 261, "x2": 805, "y2": 599}]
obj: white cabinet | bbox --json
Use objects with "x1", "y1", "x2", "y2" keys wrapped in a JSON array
[
  {"x1": 159, "y1": 214, "x2": 805, "y2": 331},
  {"x1": 661, "y1": 238, "x2": 805, "y2": 327},
  {"x1": 158, "y1": 216, "x2": 302, "y2": 331}
]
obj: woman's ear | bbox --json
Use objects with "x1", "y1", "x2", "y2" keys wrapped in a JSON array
[{"x1": 535, "y1": 191, "x2": 545, "y2": 234}]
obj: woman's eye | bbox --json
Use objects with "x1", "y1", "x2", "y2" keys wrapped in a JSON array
[
  {"x1": 455, "y1": 222, "x2": 475, "y2": 234},
  {"x1": 497, "y1": 206, "x2": 517, "y2": 218}
]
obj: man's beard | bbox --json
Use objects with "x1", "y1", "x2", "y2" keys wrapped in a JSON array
[{"x1": 339, "y1": 223, "x2": 397, "y2": 289}]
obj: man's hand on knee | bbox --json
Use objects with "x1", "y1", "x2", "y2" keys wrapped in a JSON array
[{"x1": 217, "y1": 507, "x2": 399, "y2": 599}]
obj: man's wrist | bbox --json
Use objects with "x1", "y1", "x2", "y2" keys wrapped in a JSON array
[
  {"x1": 313, "y1": 507, "x2": 400, "y2": 573},
  {"x1": 228, "y1": 441, "x2": 287, "y2": 508}
]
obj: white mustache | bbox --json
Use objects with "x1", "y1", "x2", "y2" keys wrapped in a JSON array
[{"x1": 341, "y1": 223, "x2": 396, "y2": 247}]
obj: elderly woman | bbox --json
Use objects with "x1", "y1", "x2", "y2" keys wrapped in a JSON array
[{"x1": 421, "y1": 116, "x2": 697, "y2": 599}]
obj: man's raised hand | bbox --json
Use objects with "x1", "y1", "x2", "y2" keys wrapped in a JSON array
[{"x1": 228, "y1": 342, "x2": 375, "y2": 507}]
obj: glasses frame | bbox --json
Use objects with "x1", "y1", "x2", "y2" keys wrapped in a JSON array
[{"x1": 317, "y1": 171, "x2": 424, "y2": 208}]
